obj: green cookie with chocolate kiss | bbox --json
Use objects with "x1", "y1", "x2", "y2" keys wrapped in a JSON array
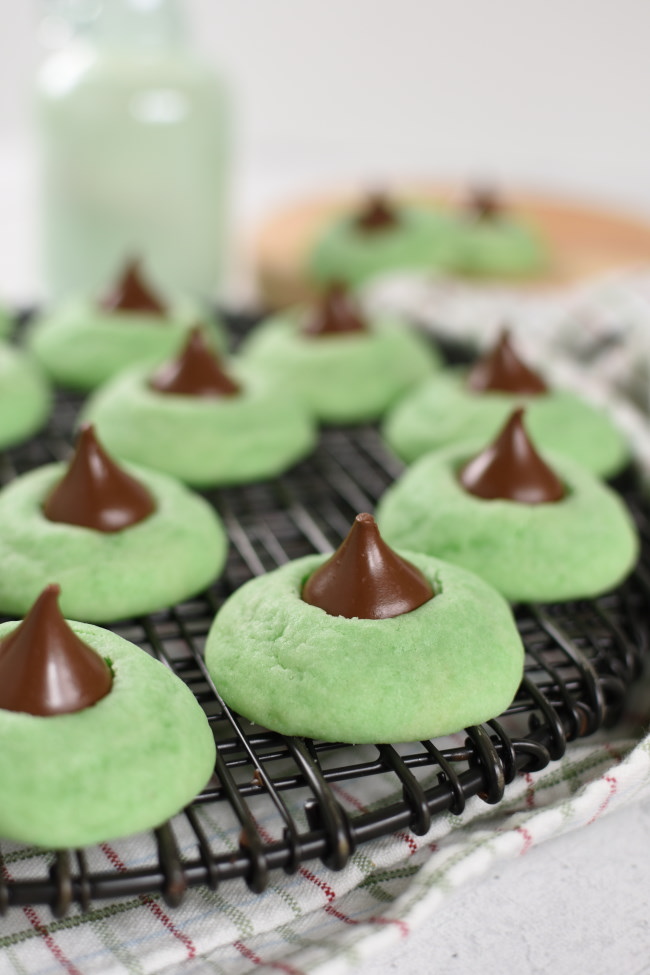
[
  {"x1": 382, "y1": 331, "x2": 629, "y2": 478},
  {"x1": 205, "y1": 513, "x2": 524, "y2": 743},
  {"x1": 0, "y1": 425, "x2": 227, "y2": 621},
  {"x1": 452, "y1": 187, "x2": 549, "y2": 278},
  {"x1": 82, "y1": 328, "x2": 317, "y2": 486},
  {"x1": 377, "y1": 409, "x2": 639, "y2": 603},
  {"x1": 27, "y1": 258, "x2": 226, "y2": 391},
  {"x1": 240, "y1": 285, "x2": 442, "y2": 425},
  {"x1": 0, "y1": 585, "x2": 215, "y2": 848},
  {"x1": 307, "y1": 192, "x2": 461, "y2": 287}
]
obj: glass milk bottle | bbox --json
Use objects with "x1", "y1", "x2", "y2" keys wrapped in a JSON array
[{"x1": 37, "y1": 0, "x2": 230, "y2": 300}]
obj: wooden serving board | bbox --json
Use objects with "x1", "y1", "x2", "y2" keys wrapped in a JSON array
[{"x1": 250, "y1": 185, "x2": 650, "y2": 309}]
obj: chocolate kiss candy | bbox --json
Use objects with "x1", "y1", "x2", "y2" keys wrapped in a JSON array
[
  {"x1": 466, "y1": 185, "x2": 502, "y2": 221},
  {"x1": 459, "y1": 408, "x2": 565, "y2": 504},
  {"x1": 302, "y1": 285, "x2": 368, "y2": 337},
  {"x1": 149, "y1": 328, "x2": 241, "y2": 397},
  {"x1": 44, "y1": 424, "x2": 155, "y2": 532},
  {"x1": 302, "y1": 512, "x2": 434, "y2": 619},
  {"x1": 467, "y1": 331, "x2": 548, "y2": 396},
  {"x1": 0, "y1": 584, "x2": 113, "y2": 716},
  {"x1": 354, "y1": 192, "x2": 399, "y2": 233},
  {"x1": 100, "y1": 258, "x2": 166, "y2": 316}
]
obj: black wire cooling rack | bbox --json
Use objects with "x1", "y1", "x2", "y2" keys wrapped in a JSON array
[{"x1": 1, "y1": 325, "x2": 649, "y2": 919}]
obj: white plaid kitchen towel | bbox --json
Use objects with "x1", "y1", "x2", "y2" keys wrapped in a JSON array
[{"x1": 1, "y1": 701, "x2": 649, "y2": 975}]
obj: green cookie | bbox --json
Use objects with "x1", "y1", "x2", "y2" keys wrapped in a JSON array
[
  {"x1": 376, "y1": 446, "x2": 639, "y2": 603},
  {"x1": 308, "y1": 205, "x2": 460, "y2": 287},
  {"x1": 0, "y1": 621, "x2": 215, "y2": 848},
  {"x1": 0, "y1": 463, "x2": 228, "y2": 621},
  {"x1": 240, "y1": 313, "x2": 442, "y2": 424},
  {"x1": 0, "y1": 342, "x2": 51, "y2": 449},
  {"x1": 205, "y1": 552, "x2": 524, "y2": 744},
  {"x1": 382, "y1": 370, "x2": 630, "y2": 478},
  {"x1": 26, "y1": 298, "x2": 226, "y2": 391},
  {"x1": 453, "y1": 216, "x2": 548, "y2": 277},
  {"x1": 82, "y1": 360, "x2": 317, "y2": 487}
]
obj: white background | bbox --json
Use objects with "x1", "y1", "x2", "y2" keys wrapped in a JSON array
[{"x1": 2, "y1": 0, "x2": 650, "y2": 301}]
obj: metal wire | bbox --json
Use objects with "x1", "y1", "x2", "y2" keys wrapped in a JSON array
[{"x1": 0, "y1": 332, "x2": 648, "y2": 916}]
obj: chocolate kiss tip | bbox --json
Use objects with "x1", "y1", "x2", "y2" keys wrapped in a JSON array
[
  {"x1": 354, "y1": 192, "x2": 398, "y2": 232},
  {"x1": 302, "y1": 285, "x2": 368, "y2": 337},
  {"x1": 467, "y1": 185, "x2": 502, "y2": 220},
  {"x1": 0, "y1": 585, "x2": 113, "y2": 717},
  {"x1": 43, "y1": 424, "x2": 155, "y2": 532},
  {"x1": 149, "y1": 327, "x2": 241, "y2": 397},
  {"x1": 459, "y1": 407, "x2": 565, "y2": 504},
  {"x1": 466, "y1": 330, "x2": 547, "y2": 396},
  {"x1": 302, "y1": 512, "x2": 434, "y2": 619},
  {"x1": 35, "y1": 584, "x2": 60, "y2": 607}
]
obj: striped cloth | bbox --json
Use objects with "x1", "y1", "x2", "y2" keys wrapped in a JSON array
[
  {"x1": 2, "y1": 702, "x2": 649, "y2": 975},
  {"x1": 3, "y1": 269, "x2": 650, "y2": 974}
]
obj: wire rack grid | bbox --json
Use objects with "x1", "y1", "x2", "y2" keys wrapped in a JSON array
[{"x1": 0, "y1": 327, "x2": 648, "y2": 919}]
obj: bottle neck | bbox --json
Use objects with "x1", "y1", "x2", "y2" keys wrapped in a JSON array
[
  {"x1": 42, "y1": 0, "x2": 188, "y2": 52},
  {"x1": 95, "y1": 0, "x2": 187, "y2": 51}
]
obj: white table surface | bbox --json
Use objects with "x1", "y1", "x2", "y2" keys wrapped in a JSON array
[{"x1": 351, "y1": 797, "x2": 650, "y2": 975}]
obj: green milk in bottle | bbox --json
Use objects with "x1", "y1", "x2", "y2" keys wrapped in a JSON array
[{"x1": 37, "y1": 0, "x2": 230, "y2": 300}]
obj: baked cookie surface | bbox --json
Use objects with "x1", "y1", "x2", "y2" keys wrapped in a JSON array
[
  {"x1": 376, "y1": 445, "x2": 639, "y2": 603},
  {"x1": 241, "y1": 312, "x2": 442, "y2": 425},
  {"x1": 383, "y1": 369, "x2": 630, "y2": 477},
  {"x1": 26, "y1": 299, "x2": 225, "y2": 391},
  {"x1": 82, "y1": 359, "x2": 317, "y2": 486},
  {"x1": 0, "y1": 342, "x2": 51, "y2": 449},
  {"x1": 205, "y1": 551, "x2": 524, "y2": 743},
  {"x1": 308, "y1": 203, "x2": 460, "y2": 287},
  {"x1": 0, "y1": 462, "x2": 227, "y2": 621},
  {"x1": 0, "y1": 619, "x2": 215, "y2": 848},
  {"x1": 454, "y1": 215, "x2": 548, "y2": 277}
]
